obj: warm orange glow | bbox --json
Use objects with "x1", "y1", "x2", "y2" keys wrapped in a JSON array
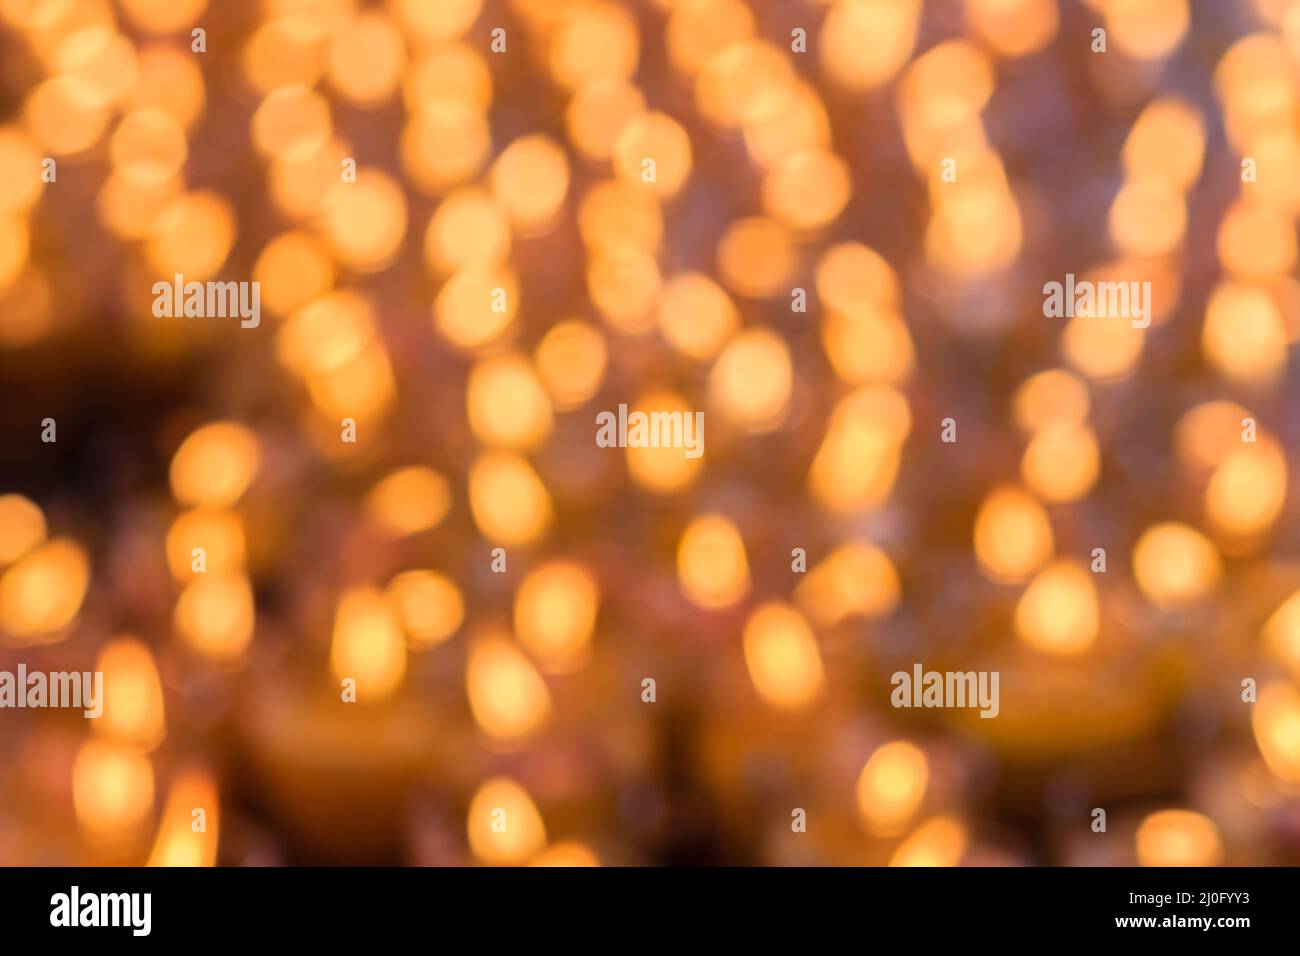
[
  {"x1": 514, "y1": 561, "x2": 599, "y2": 674},
  {"x1": 147, "y1": 765, "x2": 220, "y2": 867},
  {"x1": 330, "y1": 586, "x2": 407, "y2": 701},
  {"x1": 1132, "y1": 523, "x2": 1222, "y2": 609},
  {"x1": 387, "y1": 570, "x2": 464, "y2": 650},
  {"x1": 364, "y1": 467, "x2": 451, "y2": 538},
  {"x1": 95, "y1": 636, "x2": 167, "y2": 751},
  {"x1": 973, "y1": 485, "x2": 1054, "y2": 585},
  {"x1": 742, "y1": 602, "x2": 824, "y2": 711},
  {"x1": 467, "y1": 776, "x2": 547, "y2": 865},
  {"x1": 857, "y1": 741, "x2": 929, "y2": 837},
  {"x1": 169, "y1": 422, "x2": 261, "y2": 508},
  {"x1": 73, "y1": 739, "x2": 155, "y2": 842},
  {"x1": 466, "y1": 632, "x2": 551, "y2": 742},
  {"x1": 1136, "y1": 809, "x2": 1223, "y2": 866},
  {"x1": 677, "y1": 514, "x2": 749, "y2": 609}
]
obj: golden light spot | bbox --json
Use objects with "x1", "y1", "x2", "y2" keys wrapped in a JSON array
[
  {"x1": 548, "y1": 1, "x2": 639, "y2": 91},
  {"x1": 327, "y1": 11, "x2": 405, "y2": 105},
  {"x1": 708, "y1": 328, "x2": 792, "y2": 433},
  {"x1": 973, "y1": 485, "x2": 1054, "y2": 585},
  {"x1": 386, "y1": 570, "x2": 463, "y2": 649},
  {"x1": 0, "y1": 494, "x2": 44, "y2": 565},
  {"x1": 1132, "y1": 522, "x2": 1221, "y2": 610},
  {"x1": 665, "y1": 0, "x2": 755, "y2": 77},
  {"x1": 165, "y1": 508, "x2": 245, "y2": 580},
  {"x1": 466, "y1": 632, "x2": 552, "y2": 742},
  {"x1": 0, "y1": 538, "x2": 89, "y2": 642},
  {"x1": 320, "y1": 169, "x2": 407, "y2": 273},
  {"x1": 278, "y1": 290, "x2": 376, "y2": 377},
  {"x1": 1108, "y1": 178, "x2": 1186, "y2": 258},
  {"x1": 578, "y1": 179, "x2": 663, "y2": 254},
  {"x1": 1012, "y1": 369, "x2": 1090, "y2": 433},
  {"x1": 251, "y1": 86, "x2": 332, "y2": 163},
  {"x1": 404, "y1": 44, "x2": 492, "y2": 112},
  {"x1": 1174, "y1": 400, "x2": 1254, "y2": 472},
  {"x1": 305, "y1": 340, "x2": 396, "y2": 421},
  {"x1": 743, "y1": 80, "x2": 832, "y2": 170},
  {"x1": 808, "y1": 385, "x2": 911, "y2": 513},
  {"x1": 169, "y1": 422, "x2": 260, "y2": 508},
  {"x1": 365, "y1": 466, "x2": 451, "y2": 537},
  {"x1": 0, "y1": 127, "x2": 45, "y2": 216},
  {"x1": 924, "y1": 167, "x2": 1023, "y2": 277},
  {"x1": 964, "y1": 0, "x2": 1059, "y2": 59},
  {"x1": 535, "y1": 320, "x2": 607, "y2": 410},
  {"x1": 390, "y1": 0, "x2": 484, "y2": 45},
  {"x1": 515, "y1": 560, "x2": 599, "y2": 673},
  {"x1": 1122, "y1": 97, "x2": 1205, "y2": 191},
  {"x1": 657, "y1": 272, "x2": 739, "y2": 362},
  {"x1": 146, "y1": 191, "x2": 236, "y2": 281},
  {"x1": 890, "y1": 816, "x2": 968, "y2": 867},
  {"x1": 587, "y1": 247, "x2": 661, "y2": 334},
  {"x1": 94, "y1": 636, "x2": 166, "y2": 751},
  {"x1": 433, "y1": 265, "x2": 518, "y2": 350},
  {"x1": 716, "y1": 216, "x2": 795, "y2": 298},
  {"x1": 254, "y1": 231, "x2": 336, "y2": 317},
  {"x1": 131, "y1": 46, "x2": 206, "y2": 131},
  {"x1": 1205, "y1": 437, "x2": 1287, "y2": 542},
  {"x1": 400, "y1": 100, "x2": 491, "y2": 195},
  {"x1": 1061, "y1": 310, "x2": 1147, "y2": 382},
  {"x1": 424, "y1": 188, "x2": 511, "y2": 275},
  {"x1": 796, "y1": 542, "x2": 901, "y2": 628},
  {"x1": 613, "y1": 111, "x2": 693, "y2": 199},
  {"x1": 531, "y1": 841, "x2": 599, "y2": 867},
  {"x1": 1015, "y1": 559, "x2": 1099, "y2": 656},
  {"x1": 677, "y1": 513, "x2": 749, "y2": 609},
  {"x1": 742, "y1": 602, "x2": 824, "y2": 711},
  {"x1": 467, "y1": 776, "x2": 547, "y2": 864},
  {"x1": 148, "y1": 765, "x2": 219, "y2": 866},
  {"x1": 1262, "y1": 591, "x2": 1300, "y2": 679},
  {"x1": 0, "y1": 266, "x2": 53, "y2": 346},
  {"x1": 625, "y1": 389, "x2": 706, "y2": 494},
  {"x1": 1135, "y1": 809, "x2": 1222, "y2": 866},
  {"x1": 120, "y1": 0, "x2": 208, "y2": 34},
  {"x1": 50, "y1": 27, "x2": 138, "y2": 109},
  {"x1": 24, "y1": 75, "x2": 111, "y2": 156},
  {"x1": 856, "y1": 741, "x2": 928, "y2": 836},
  {"x1": 1252, "y1": 682, "x2": 1300, "y2": 784},
  {"x1": 109, "y1": 109, "x2": 188, "y2": 188},
  {"x1": 566, "y1": 79, "x2": 645, "y2": 162},
  {"x1": 467, "y1": 353, "x2": 554, "y2": 450},
  {"x1": 73, "y1": 740, "x2": 155, "y2": 842},
  {"x1": 695, "y1": 40, "x2": 797, "y2": 129},
  {"x1": 173, "y1": 573, "x2": 255, "y2": 661},
  {"x1": 468, "y1": 452, "x2": 553, "y2": 547},
  {"x1": 241, "y1": 16, "x2": 326, "y2": 94},
  {"x1": 1216, "y1": 200, "x2": 1297, "y2": 281},
  {"x1": 761, "y1": 148, "x2": 851, "y2": 232},
  {"x1": 821, "y1": 0, "x2": 921, "y2": 92},
  {"x1": 822, "y1": 304, "x2": 915, "y2": 386},
  {"x1": 816, "y1": 242, "x2": 900, "y2": 312},
  {"x1": 330, "y1": 586, "x2": 407, "y2": 700},
  {"x1": 1107, "y1": 0, "x2": 1189, "y2": 61},
  {"x1": 898, "y1": 39, "x2": 996, "y2": 138},
  {"x1": 1020, "y1": 424, "x2": 1100, "y2": 503},
  {"x1": 269, "y1": 136, "x2": 350, "y2": 220},
  {"x1": 0, "y1": 218, "x2": 28, "y2": 290},
  {"x1": 490, "y1": 134, "x2": 570, "y2": 235}
]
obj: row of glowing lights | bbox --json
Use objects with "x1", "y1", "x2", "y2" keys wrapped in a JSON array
[{"x1": 2, "y1": 404, "x2": 1299, "y2": 862}]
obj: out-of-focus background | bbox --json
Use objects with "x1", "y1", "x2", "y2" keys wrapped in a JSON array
[{"x1": 1, "y1": 0, "x2": 1299, "y2": 866}]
